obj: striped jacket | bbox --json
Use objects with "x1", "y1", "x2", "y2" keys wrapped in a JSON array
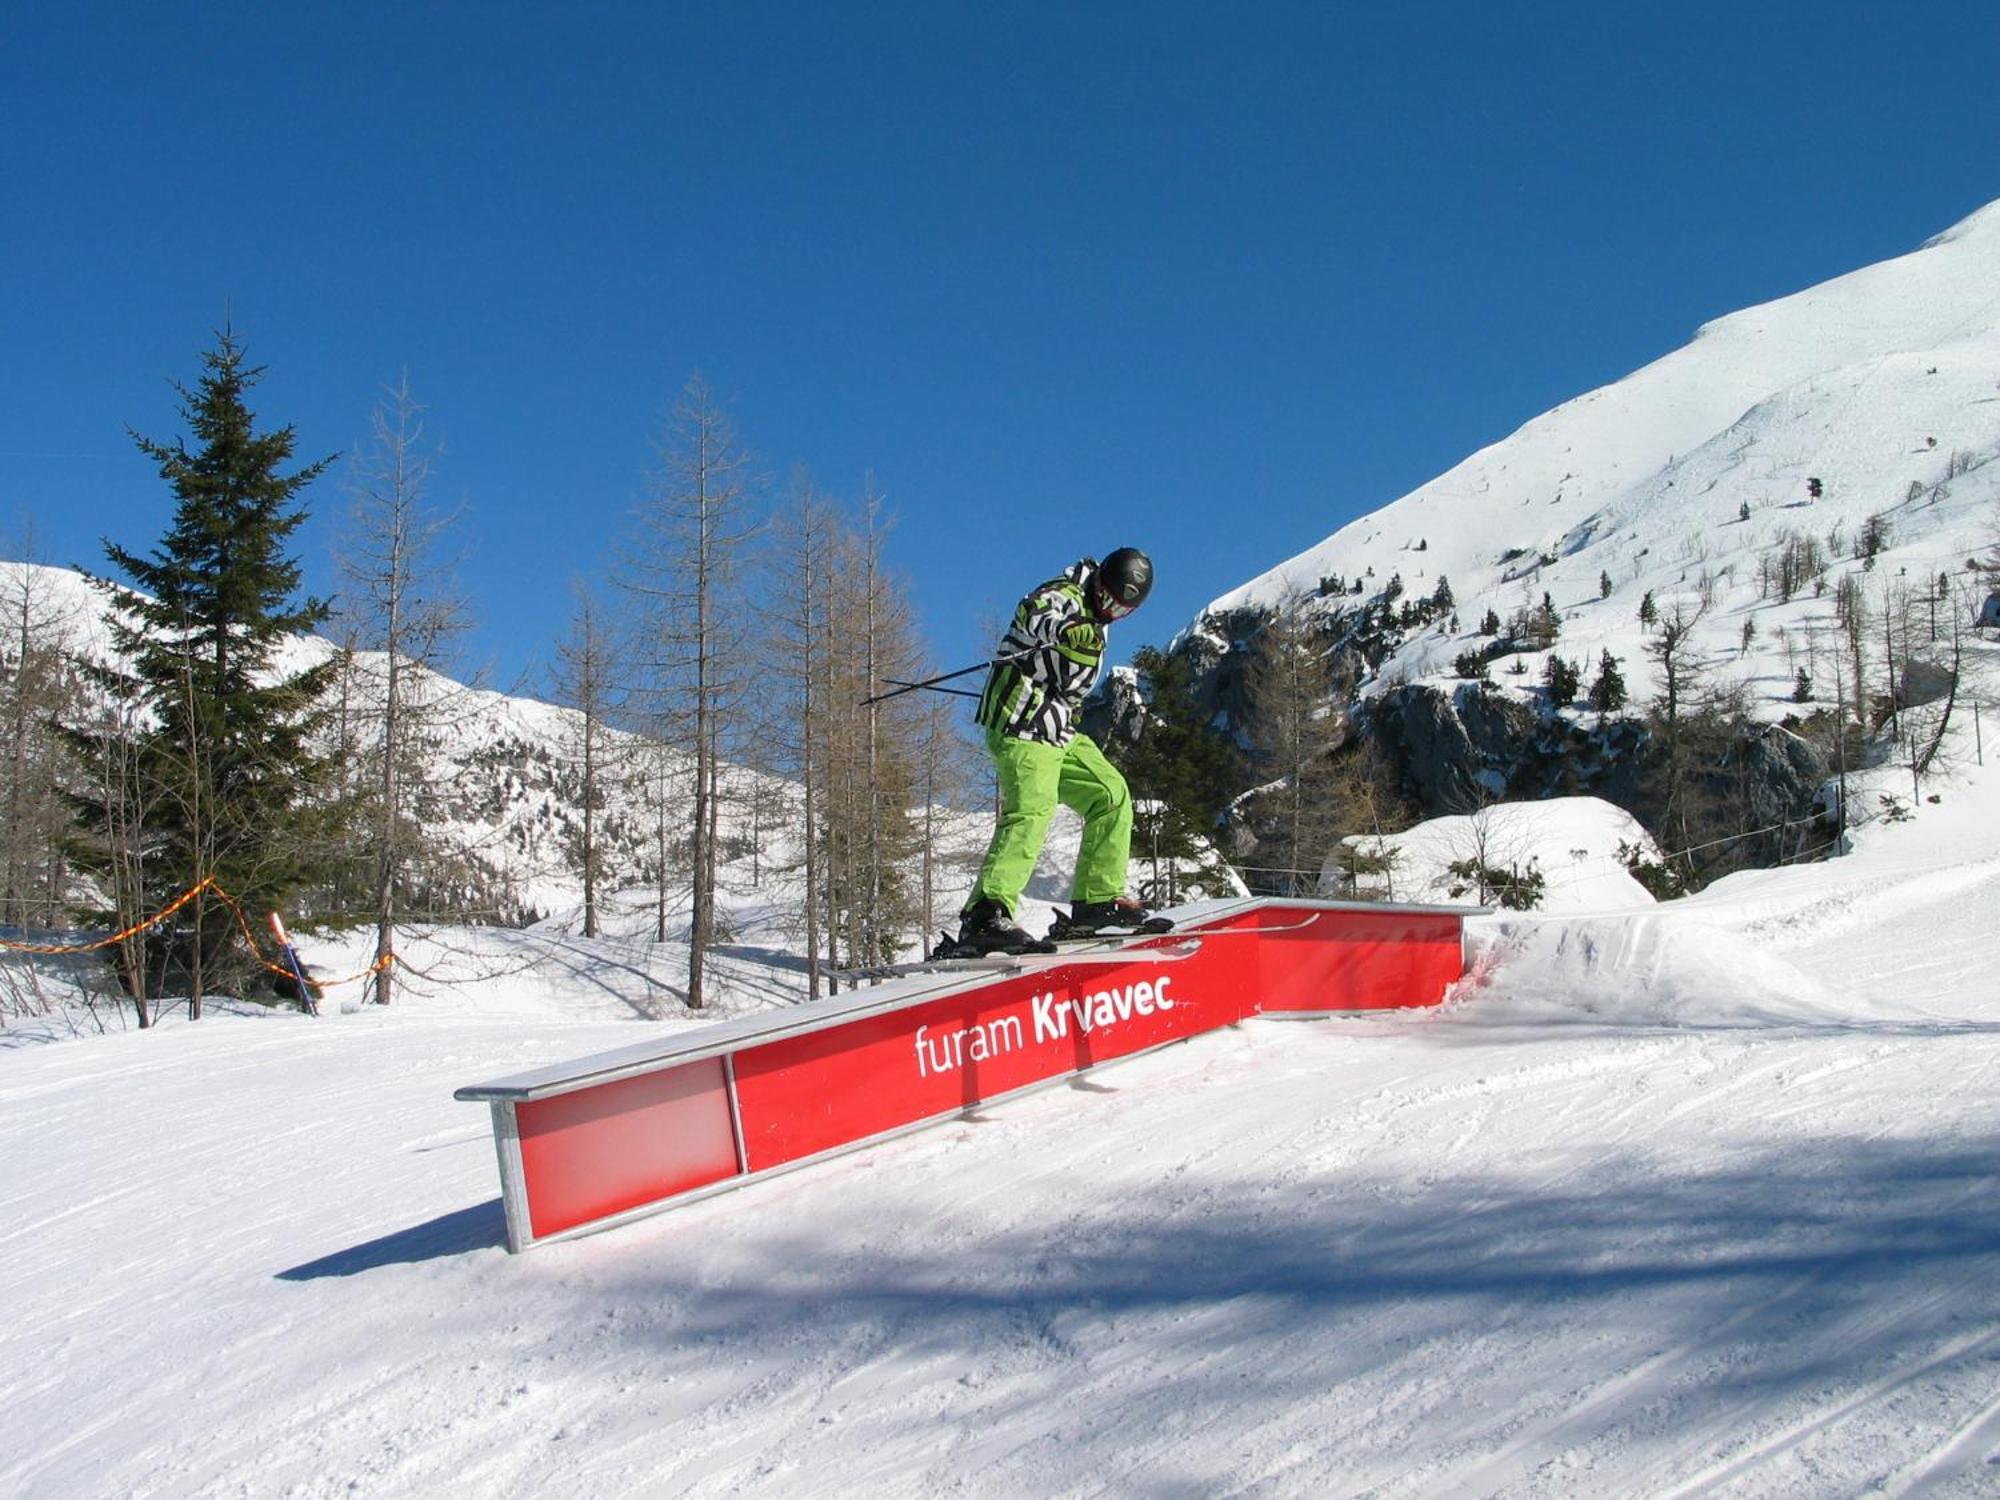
[{"x1": 976, "y1": 560, "x2": 1107, "y2": 746}]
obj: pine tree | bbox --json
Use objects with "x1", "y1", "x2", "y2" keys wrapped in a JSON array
[
  {"x1": 1105, "y1": 645, "x2": 1242, "y2": 899},
  {"x1": 1243, "y1": 601, "x2": 1342, "y2": 894},
  {"x1": 1587, "y1": 649, "x2": 1628, "y2": 713},
  {"x1": 1638, "y1": 589, "x2": 1658, "y2": 628},
  {"x1": 1857, "y1": 513, "x2": 1892, "y2": 561},
  {"x1": 1531, "y1": 592, "x2": 1561, "y2": 647},
  {"x1": 69, "y1": 331, "x2": 338, "y2": 1015},
  {"x1": 1543, "y1": 653, "x2": 1579, "y2": 707}
]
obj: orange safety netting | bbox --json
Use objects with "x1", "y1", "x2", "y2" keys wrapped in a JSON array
[{"x1": 0, "y1": 878, "x2": 396, "y2": 988}]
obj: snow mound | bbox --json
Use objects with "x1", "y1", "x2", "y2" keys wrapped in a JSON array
[
  {"x1": 1342, "y1": 795, "x2": 1660, "y2": 911},
  {"x1": 1451, "y1": 909, "x2": 1855, "y2": 1029}
]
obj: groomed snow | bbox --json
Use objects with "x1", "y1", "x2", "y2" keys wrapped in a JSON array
[{"x1": 7, "y1": 647, "x2": 2000, "y2": 1497}]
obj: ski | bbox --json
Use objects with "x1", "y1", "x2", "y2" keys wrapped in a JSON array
[
  {"x1": 829, "y1": 911, "x2": 1327, "y2": 980},
  {"x1": 1045, "y1": 913, "x2": 1175, "y2": 942},
  {"x1": 832, "y1": 934, "x2": 1197, "y2": 982}
]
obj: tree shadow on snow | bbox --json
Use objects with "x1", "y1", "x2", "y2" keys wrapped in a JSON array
[
  {"x1": 275, "y1": 1199, "x2": 507, "y2": 1279},
  {"x1": 710, "y1": 944, "x2": 814, "y2": 974},
  {"x1": 529, "y1": 939, "x2": 687, "y2": 1017}
]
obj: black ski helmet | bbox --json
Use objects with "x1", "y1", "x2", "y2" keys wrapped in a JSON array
[{"x1": 1089, "y1": 547, "x2": 1153, "y2": 620}]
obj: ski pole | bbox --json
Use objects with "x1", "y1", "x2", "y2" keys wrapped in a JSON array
[
  {"x1": 877, "y1": 678, "x2": 981, "y2": 699},
  {"x1": 860, "y1": 661, "x2": 988, "y2": 705},
  {"x1": 860, "y1": 649, "x2": 1032, "y2": 706}
]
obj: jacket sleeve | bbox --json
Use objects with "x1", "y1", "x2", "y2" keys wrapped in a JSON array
[{"x1": 1016, "y1": 580, "x2": 1084, "y2": 645}]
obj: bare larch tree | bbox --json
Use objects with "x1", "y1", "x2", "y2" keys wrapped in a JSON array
[
  {"x1": 333, "y1": 374, "x2": 474, "y2": 1004},
  {"x1": 623, "y1": 376, "x2": 762, "y2": 1009}
]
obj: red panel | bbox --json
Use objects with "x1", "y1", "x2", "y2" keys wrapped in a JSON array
[
  {"x1": 516, "y1": 1058, "x2": 739, "y2": 1240},
  {"x1": 497, "y1": 904, "x2": 1468, "y2": 1241},
  {"x1": 733, "y1": 944, "x2": 1257, "y2": 1172},
  {"x1": 1253, "y1": 909, "x2": 1464, "y2": 1013}
]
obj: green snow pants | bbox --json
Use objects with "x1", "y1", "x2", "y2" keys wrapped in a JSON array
[{"x1": 967, "y1": 726, "x2": 1133, "y2": 915}]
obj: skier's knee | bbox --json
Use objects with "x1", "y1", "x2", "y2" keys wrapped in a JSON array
[{"x1": 1099, "y1": 768, "x2": 1132, "y2": 830}]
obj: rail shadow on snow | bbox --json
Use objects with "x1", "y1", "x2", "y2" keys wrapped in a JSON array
[
  {"x1": 275, "y1": 1199, "x2": 507, "y2": 1279},
  {"x1": 587, "y1": 1130, "x2": 2000, "y2": 1486},
  {"x1": 618, "y1": 1136, "x2": 2000, "y2": 1336}
]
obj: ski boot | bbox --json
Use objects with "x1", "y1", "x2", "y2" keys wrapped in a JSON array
[
  {"x1": 936, "y1": 899, "x2": 1056, "y2": 958},
  {"x1": 1047, "y1": 896, "x2": 1175, "y2": 941}
]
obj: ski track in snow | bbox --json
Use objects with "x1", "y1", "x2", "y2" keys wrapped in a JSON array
[
  {"x1": 9, "y1": 835, "x2": 2000, "y2": 1500},
  {"x1": 12, "y1": 746, "x2": 2000, "y2": 1495}
]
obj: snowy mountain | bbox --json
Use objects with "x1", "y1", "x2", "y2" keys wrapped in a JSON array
[
  {"x1": 13, "y1": 558, "x2": 797, "y2": 930},
  {"x1": 1200, "y1": 199, "x2": 2000, "y2": 663},
  {"x1": 1179, "y1": 199, "x2": 2000, "y2": 865}
]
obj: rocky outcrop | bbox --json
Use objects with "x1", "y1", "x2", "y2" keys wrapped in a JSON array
[
  {"x1": 1363, "y1": 679, "x2": 1829, "y2": 869},
  {"x1": 1364, "y1": 682, "x2": 1654, "y2": 816},
  {"x1": 1114, "y1": 610, "x2": 1832, "y2": 886}
]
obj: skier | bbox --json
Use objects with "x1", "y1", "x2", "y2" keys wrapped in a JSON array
[{"x1": 952, "y1": 547, "x2": 1165, "y2": 955}]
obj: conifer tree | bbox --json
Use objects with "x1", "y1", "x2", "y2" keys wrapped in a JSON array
[
  {"x1": 69, "y1": 331, "x2": 338, "y2": 1014},
  {"x1": 1543, "y1": 653, "x2": 1579, "y2": 707},
  {"x1": 1104, "y1": 646, "x2": 1242, "y2": 898},
  {"x1": 1588, "y1": 650, "x2": 1628, "y2": 713},
  {"x1": 817, "y1": 492, "x2": 924, "y2": 972},
  {"x1": 1527, "y1": 592, "x2": 1561, "y2": 647},
  {"x1": 1244, "y1": 601, "x2": 1341, "y2": 893},
  {"x1": 764, "y1": 473, "x2": 837, "y2": 996}
]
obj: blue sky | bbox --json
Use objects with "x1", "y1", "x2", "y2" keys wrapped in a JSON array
[{"x1": 4, "y1": 2, "x2": 1997, "y2": 697}]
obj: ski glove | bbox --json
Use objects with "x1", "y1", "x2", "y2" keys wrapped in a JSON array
[{"x1": 1059, "y1": 620, "x2": 1104, "y2": 655}]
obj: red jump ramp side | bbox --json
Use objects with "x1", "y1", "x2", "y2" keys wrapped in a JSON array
[{"x1": 457, "y1": 897, "x2": 1482, "y2": 1252}]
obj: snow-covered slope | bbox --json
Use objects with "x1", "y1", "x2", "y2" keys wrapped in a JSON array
[
  {"x1": 5, "y1": 640, "x2": 2000, "y2": 1496},
  {"x1": 1196, "y1": 199, "x2": 2000, "y2": 719}
]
